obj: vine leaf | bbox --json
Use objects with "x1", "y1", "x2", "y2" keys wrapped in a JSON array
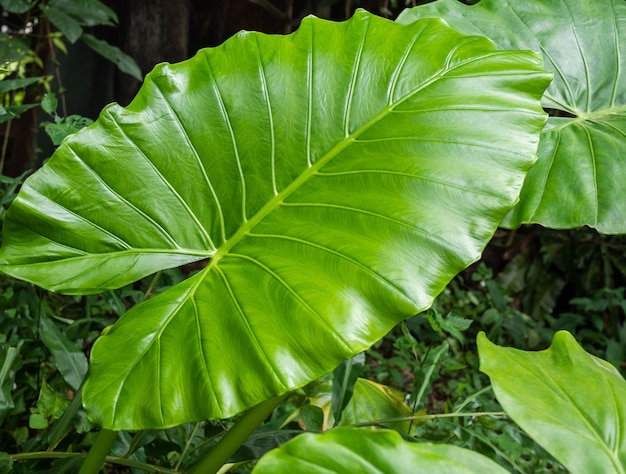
[{"x1": 0, "y1": 11, "x2": 550, "y2": 429}]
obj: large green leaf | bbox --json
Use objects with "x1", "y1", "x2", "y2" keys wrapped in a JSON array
[
  {"x1": 399, "y1": 0, "x2": 626, "y2": 233},
  {"x1": 253, "y1": 427, "x2": 509, "y2": 473},
  {"x1": 478, "y1": 331, "x2": 626, "y2": 474},
  {"x1": 0, "y1": 11, "x2": 550, "y2": 429}
]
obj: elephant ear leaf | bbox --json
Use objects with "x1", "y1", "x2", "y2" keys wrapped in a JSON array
[
  {"x1": 399, "y1": 0, "x2": 626, "y2": 233},
  {"x1": 478, "y1": 331, "x2": 626, "y2": 474},
  {"x1": 253, "y1": 427, "x2": 510, "y2": 474},
  {"x1": 0, "y1": 11, "x2": 550, "y2": 429}
]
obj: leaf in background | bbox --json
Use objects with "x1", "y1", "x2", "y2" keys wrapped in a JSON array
[
  {"x1": 47, "y1": 388, "x2": 90, "y2": 449},
  {"x1": 299, "y1": 404, "x2": 324, "y2": 432},
  {"x1": 81, "y1": 34, "x2": 142, "y2": 81},
  {"x1": 49, "y1": 0, "x2": 118, "y2": 27},
  {"x1": 338, "y1": 379, "x2": 412, "y2": 431},
  {"x1": 253, "y1": 427, "x2": 509, "y2": 473},
  {"x1": 410, "y1": 341, "x2": 448, "y2": 413},
  {"x1": 478, "y1": 330, "x2": 626, "y2": 474},
  {"x1": 44, "y1": 114, "x2": 94, "y2": 146},
  {"x1": 0, "y1": 452, "x2": 12, "y2": 474},
  {"x1": 0, "y1": 0, "x2": 33, "y2": 14},
  {"x1": 331, "y1": 352, "x2": 364, "y2": 426},
  {"x1": 229, "y1": 429, "x2": 301, "y2": 464},
  {"x1": 0, "y1": 342, "x2": 22, "y2": 424},
  {"x1": 0, "y1": 77, "x2": 43, "y2": 94},
  {"x1": 41, "y1": 4, "x2": 83, "y2": 43},
  {"x1": 39, "y1": 315, "x2": 88, "y2": 390},
  {"x1": 311, "y1": 378, "x2": 412, "y2": 432},
  {"x1": 0, "y1": 34, "x2": 31, "y2": 64},
  {"x1": 41, "y1": 92, "x2": 58, "y2": 115},
  {"x1": 398, "y1": 0, "x2": 626, "y2": 233},
  {"x1": 0, "y1": 12, "x2": 550, "y2": 429},
  {"x1": 0, "y1": 104, "x2": 36, "y2": 124},
  {"x1": 31, "y1": 380, "x2": 71, "y2": 429}
]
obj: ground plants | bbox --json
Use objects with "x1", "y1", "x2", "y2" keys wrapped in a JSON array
[{"x1": 0, "y1": 0, "x2": 625, "y2": 472}]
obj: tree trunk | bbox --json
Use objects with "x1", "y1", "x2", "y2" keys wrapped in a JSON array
[{"x1": 115, "y1": 0, "x2": 190, "y2": 106}]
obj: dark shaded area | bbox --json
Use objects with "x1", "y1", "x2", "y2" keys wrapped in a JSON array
[{"x1": 544, "y1": 108, "x2": 578, "y2": 118}]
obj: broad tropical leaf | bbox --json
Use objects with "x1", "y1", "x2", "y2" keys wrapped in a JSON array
[
  {"x1": 253, "y1": 427, "x2": 510, "y2": 473},
  {"x1": 478, "y1": 331, "x2": 626, "y2": 474},
  {"x1": 0, "y1": 11, "x2": 550, "y2": 429},
  {"x1": 399, "y1": 0, "x2": 626, "y2": 233}
]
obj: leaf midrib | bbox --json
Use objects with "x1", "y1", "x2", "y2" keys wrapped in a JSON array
[{"x1": 203, "y1": 49, "x2": 510, "y2": 274}]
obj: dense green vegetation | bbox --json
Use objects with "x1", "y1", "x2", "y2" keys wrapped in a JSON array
[{"x1": 1, "y1": 0, "x2": 625, "y2": 472}]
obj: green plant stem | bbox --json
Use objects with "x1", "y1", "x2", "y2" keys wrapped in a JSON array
[
  {"x1": 188, "y1": 394, "x2": 287, "y2": 474},
  {"x1": 78, "y1": 429, "x2": 118, "y2": 474},
  {"x1": 143, "y1": 270, "x2": 162, "y2": 300},
  {"x1": 348, "y1": 411, "x2": 506, "y2": 428},
  {"x1": 11, "y1": 451, "x2": 178, "y2": 473},
  {"x1": 0, "y1": 119, "x2": 11, "y2": 175},
  {"x1": 175, "y1": 421, "x2": 201, "y2": 471}
]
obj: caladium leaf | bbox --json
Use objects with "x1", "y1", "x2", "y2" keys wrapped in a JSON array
[
  {"x1": 398, "y1": 0, "x2": 626, "y2": 233},
  {"x1": 253, "y1": 427, "x2": 510, "y2": 473},
  {"x1": 478, "y1": 331, "x2": 626, "y2": 474},
  {"x1": 0, "y1": 11, "x2": 550, "y2": 429}
]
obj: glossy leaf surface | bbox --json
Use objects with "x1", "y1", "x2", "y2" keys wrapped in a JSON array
[
  {"x1": 253, "y1": 427, "x2": 509, "y2": 473},
  {"x1": 478, "y1": 331, "x2": 626, "y2": 474},
  {"x1": 0, "y1": 12, "x2": 550, "y2": 429},
  {"x1": 399, "y1": 0, "x2": 626, "y2": 233}
]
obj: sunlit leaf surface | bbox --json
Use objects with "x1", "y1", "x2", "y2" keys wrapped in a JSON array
[
  {"x1": 253, "y1": 427, "x2": 509, "y2": 473},
  {"x1": 0, "y1": 12, "x2": 549, "y2": 429},
  {"x1": 479, "y1": 331, "x2": 626, "y2": 474},
  {"x1": 399, "y1": 0, "x2": 626, "y2": 233}
]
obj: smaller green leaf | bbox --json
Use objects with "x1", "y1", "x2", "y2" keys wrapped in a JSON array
[
  {"x1": 40, "y1": 92, "x2": 58, "y2": 115},
  {"x1": 0, "y1": 104, "x2": 36, "y2": 124},
  {"x1": 331, "y1": 352, "x2": 365, "y2": 426},
  {"x1": 478, "y1": 330, "x2": 626, "y2": 474},
  {"x1": 29, "y1": 413, "x2": 48, "y2": 429},
  {"x1": 0, "y1": 0, "x2": 33, "y2": 14},
  {"x1": 311, "y1": 378, "x2": 411, "y2": 431},
  {"x1": 253, "y1": 427, "x2": 509, "y2": 473},
  {"x1": 229, "y1": 430, "x2": 301, "y2": 464},
  {"x1": 0, "y1": 452, "x2": 12, "y2": 474},
  {"x1": 299, "y1": 404, "x2": 324, "y2": 432},
  {"x1": 0, "y1": 342, "x2": 22, "y2": 424},
  {"x1": 80, "y1": 34, "x2": 142, "y2": 80},
  {"x1": 36, "y1": 380, "x2": 71, "y2": 421},
  {"x1": 0, "y1": 77, "x2": 42, "y2": 95},
  {"x1": 411, "y1": 341, "x2": 448, "y2": 411},
  {"x1": 41, "y1": 4, "x2": 83, "y2": 43},
  {"x1": 47, "y1": 387, "x2": 88, "y2": 449},
  {"x1": 426, "y1": 309, "x2": 472, "y2": 344},
  {"x1": 44, "y1": 114, "x2": 94, "y2": 145},
  {"x1": 49, "y1": 0, "x2": 118, "y2": 26},
  {"x1": 338, "y1": 379, "x2": 412, "y2": 432},
  {"x1": 0, "y1": 35, "x2": 31, "y2": 64},
  {"x1": 39, "y1": 315, "x2": 87, "y2": 390}
]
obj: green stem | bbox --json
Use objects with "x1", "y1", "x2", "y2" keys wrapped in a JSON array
[
  {"x1": 188, "y1": 394, "x2": 287, "y2": 474},
  {"x1": 348, "y1": 411, "x2": 506, "y2": 428},
  {"x1": 79, "y1": 429, "x2": 118, "y2": 474}
]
